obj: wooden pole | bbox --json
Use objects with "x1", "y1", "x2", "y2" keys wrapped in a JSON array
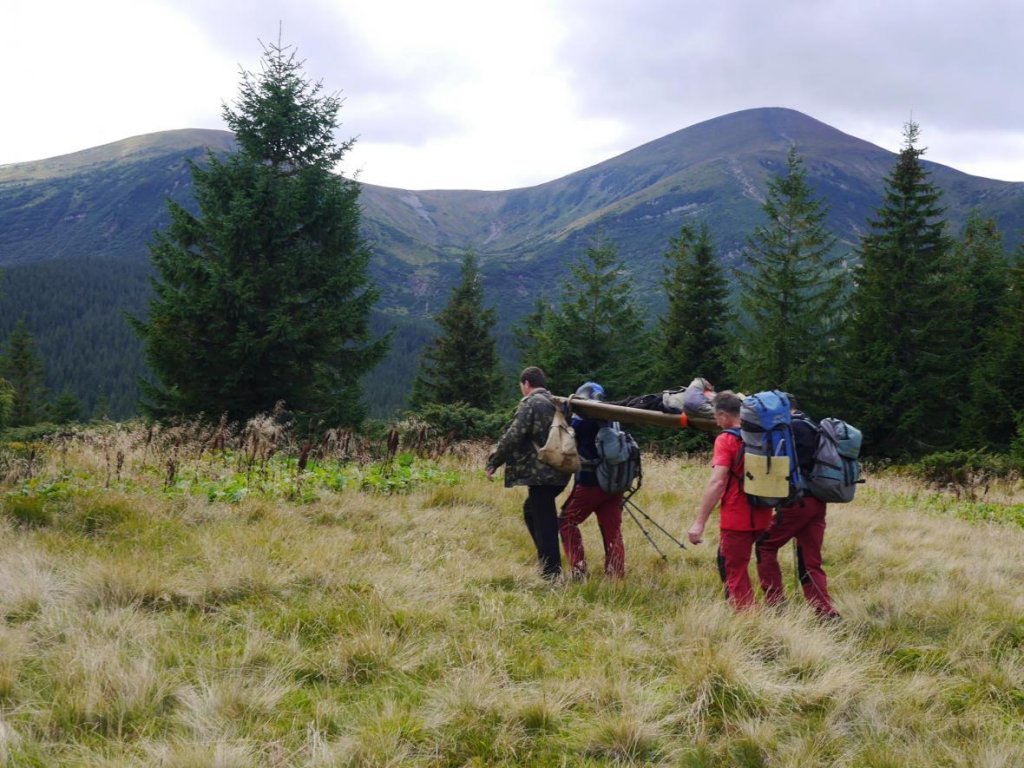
[{"x1": 553, "y1": 395, "x2": 718, "y2": 433}]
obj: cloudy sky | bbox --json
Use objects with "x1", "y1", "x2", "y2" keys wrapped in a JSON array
[{"x1": 5, "y1": 0, "x2": 1024, "y2": 190}]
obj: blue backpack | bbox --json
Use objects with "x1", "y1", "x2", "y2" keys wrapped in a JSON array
[{"x1": 727, "y1": 390, "x2": 803, "y2": 507}]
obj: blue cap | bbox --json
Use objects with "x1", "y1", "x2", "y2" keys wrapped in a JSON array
[{"x1": 575, "y1": 381, "x2": 605, "y2": 400}]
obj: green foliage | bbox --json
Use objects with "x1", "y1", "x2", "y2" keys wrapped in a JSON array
[
  {"x1": 412, "y1": 252, "x2": 502, "y2": 409},
  {"x1": 655, "y1": 222, "x2": 731, "y2": 389},
  {"x1": 907, "y1": 450, "x2": 1022, "y2": 499},
  {"x1": 48, "y1": 386, "x2": 83, "y2": 424},
  {"x1": 514, "y1": 234, "x2": 652, "y2": 398},
  {"x1": 1, "y1": 493, "x2": 53, "y2": 528},
  {"x1": 0, "y1": 376, "x2": 12, "y2": 431},
  {"x1": 0, "y1": 319, "x2": 48, "y2": 427},
  {"x1": 0, "y1": 258, "x2": 147, "y2": 420},
  {"x1": 961, "y1": 241, "x2": 1022, "y2": 451},
  {"x1": 845, "y1": 123, "x2": 962, "y2": 456},
  {"x1": 132, "y1": 39, "x2": 387, "y2": 427},
  {"x1": 410, "y1": 402, "x2": 509, "y2": 442},
  {"x1": 734, "y1": 147, "x2": 848, "y2": 413},
  {"x1": 358, "y1": 452, "x2": 459, "y2": 494}
]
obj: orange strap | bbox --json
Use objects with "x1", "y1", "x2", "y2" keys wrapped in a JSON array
[{"x1": 678, "y1": 413, "x2": 689, "y2": 429}]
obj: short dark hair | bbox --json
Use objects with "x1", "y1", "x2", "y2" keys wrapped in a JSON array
[
  {"x1": 712, "y1": 390, "x2": 743, "y2": 416},
  {"x1": 520, "y1": 366, "x2": 546, "y2": 388},
  {"x1": 785, "y1": 392, "x2": 799, "y2": 410}
]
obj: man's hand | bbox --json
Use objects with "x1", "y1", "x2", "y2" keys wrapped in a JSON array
[
  {"x1": 687, "y1": 521, "x2": 705, "y2": 545},
  {"x1": 486, "y1": 467, "x2": 495, "y2": 482}
]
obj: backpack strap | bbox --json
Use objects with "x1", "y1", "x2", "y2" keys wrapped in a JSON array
[{"x1": 721, "y1": 427, "x2": 744, "y2": 494}]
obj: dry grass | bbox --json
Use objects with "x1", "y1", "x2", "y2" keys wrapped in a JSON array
[{"x1": 0, "y1": 426, "x2": 1021, "y2": 765}]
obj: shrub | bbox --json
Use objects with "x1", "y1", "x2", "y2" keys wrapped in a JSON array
[
  {"x1": 404, "y1": 403, "x2": 508, "y2": 443},
  {"x1": 908, "y1": 450, "x2": 1022, "y2": 499}
]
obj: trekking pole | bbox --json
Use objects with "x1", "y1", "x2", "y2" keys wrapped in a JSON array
[
  {"x1": 624, "y1": 504, "x2": 668, "y2": 560},
  {"x1": 624, "y1": 497, "x2": 687, "y2": 551},
  {"x1": 793, "y1": 541, "x2": 802, "y2": 593}
]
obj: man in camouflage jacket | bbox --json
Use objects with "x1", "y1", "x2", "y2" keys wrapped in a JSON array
[{"x1": 487, "y1": 366, "x2": 569, "y2": 579}]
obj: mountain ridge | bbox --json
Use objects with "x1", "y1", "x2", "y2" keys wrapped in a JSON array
[{"x1": 2, "y1": 107, "x2": 1022, "y2": 416}]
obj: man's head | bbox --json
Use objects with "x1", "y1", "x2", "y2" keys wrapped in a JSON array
[
  {"x1": 712, "y1": 390, "x2": 743, "y2": 427},
  {"x1": 519, "y1": 366, "x2": 547, "y2": 394}
]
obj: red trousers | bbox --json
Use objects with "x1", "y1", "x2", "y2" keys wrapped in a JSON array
[
  {"x1": 755, "y1": 496, "x2": 838, "y2": 617},
  {"x1": 717, "y1": 529, "x2": 767, "y2": 610},
  {"x1": 559, "y1": 484, "x2": 625, "y2": 578}
]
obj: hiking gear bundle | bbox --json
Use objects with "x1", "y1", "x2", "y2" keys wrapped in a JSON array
[
  {"x1": 535, "y1": 401, "x2": 582, "y2": 474},
  {"x1": 806, "y1": 417, "x2": 863, "y2": 503},
  {"x1": 736, "y1": 390, "x2": 802, "y2": 506},
  {"x1": 593, "y1": 421, "x2": 642, "y2": 495}
]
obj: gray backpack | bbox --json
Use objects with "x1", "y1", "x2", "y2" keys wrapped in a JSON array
[
  {"x1": 593, "y1": 422, "x2": 642, "y2": 495},
  {"x1": 806, "y1": 418, "x2": 863, "y2": 503}
]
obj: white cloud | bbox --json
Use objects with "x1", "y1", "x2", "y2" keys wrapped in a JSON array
[{"x1": 4, "y1": 0, "x2": 1024, "y2": 185}]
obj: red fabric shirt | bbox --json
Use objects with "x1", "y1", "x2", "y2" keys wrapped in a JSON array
[{"x1": 712, "y1": 431, "x2": 774, "y2": 531}]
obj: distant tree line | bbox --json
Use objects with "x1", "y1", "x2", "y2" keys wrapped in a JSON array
[
  {"x1": 3, "y1": 37, "x2": 1022, "y2": 464},
  {"x1": 416, "y1": 128, "x2": 1023, "y2": 460}
]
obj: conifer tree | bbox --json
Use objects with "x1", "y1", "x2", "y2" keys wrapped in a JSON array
[
  {"x1": 952, "y1": 211, "x2": 1009, "y2": 448},
  {"x1": 655, "y1": 222, "x2": 731, "y2": 389},
  {"x1": 412, "y1": 252, "x2": 502, "y2": 410},
  {"x1": 962, "y1": 248, "x2": 1023, "y2": 450},
  {"x1": 49, "y1": 387, "x2": 83, "y2": 424},
  {"x1": 734, "y1": 147, "x2": 847, "y2": 413},
  {"x1": 845, "y1": 123, "x2": 961, "y2": 456},
  {"x1": 132, "y1": 39, "x2": 386, "y2": 427},
  {"x1": 0, "y1": 319, "x2": 48, "y2": 427},
  {"x1": 515, "y1": 235, "x2": 650, "y2": 398},
  {"x1": 0, "y1": 379, "x2": 12, "y2": 431},
  {"x1": 958, "y1": 210, "x2": 1009, "y2": 356}
]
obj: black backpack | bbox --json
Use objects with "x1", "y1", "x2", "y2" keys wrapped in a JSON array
[{"x1": 593, "y1": 422, "x2": 642, "y2": 496}]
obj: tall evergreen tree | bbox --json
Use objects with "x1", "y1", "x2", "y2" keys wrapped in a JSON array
[
  {"x1": 0, "y1": 319, "x2": 48, "y2": 427},
  {"x1": 411, "y1": 252, "x2": 502, "y2": 409},
  {"x1": 844, "y1": 122, "x2": 961, "y2": 456},
  {"x1": 514, "y1": 235, "x2": 650, "y2": 399},
  {"x1": 734, "y1": 147, "x2": 847, "y2": 412},
  {"x1": 954, "y1": 211, "x2": 1009, "y2": 448},
  {"x1": 655, "y1": 222, "x2": 731, "y2": 389},
  {"x1": 131, "y1": 39, "x2": 386, "y2": 427},
  {"x1": 957, "y1": 210, "x2": 1009, "y2": 356},
  {"x1": 962, "y1": 249, "x2": 1023, "y2": 450}
]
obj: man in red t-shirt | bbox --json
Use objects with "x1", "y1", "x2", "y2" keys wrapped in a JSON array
[{"x1": 687, "y1": 391, "x2": 773, "y2": 609}]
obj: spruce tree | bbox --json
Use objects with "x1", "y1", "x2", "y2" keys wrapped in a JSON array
[
  {"x1": 962, "y1": 249, "x2": 1023, "y2": 450},
  {"x1": 734, "y1": 147, "x2": 847, "y2": 413},
  {"x1": 515, "y1": 235, "x2": 650, "y2": 399},
  {"x1": 845, "y1": 122, "x2": 961, "y2": 456},
  {"x1": 49, "y1": 387, "x2": 83, "y2": 424},
  {"x1": 953, "y1": 211, "x2": 1009, "y2": 448},
  {"x1": 412, "y1": 252, "x2": 502, "y2": 410},
  {"x1": 132, "y1": 39, "x2": 386, "y2": 427},
  {"x1": 0, "y1": 319, "x2": 48, "y2": 427},
  {"x1": 655, "y1": 222, "x2": 731, "y2": 389}
]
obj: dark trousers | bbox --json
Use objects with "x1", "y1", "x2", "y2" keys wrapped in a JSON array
[
  {"x1": 524, "y1": 484, "x2": 566, "y2": 579},
  {"x1": 756, "y1": 495, "x2": 838, "y2": 617}
]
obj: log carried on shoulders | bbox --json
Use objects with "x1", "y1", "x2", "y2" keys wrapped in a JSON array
[{"x1": 553, "y1": 395, "x2": 718, "y2": 433}]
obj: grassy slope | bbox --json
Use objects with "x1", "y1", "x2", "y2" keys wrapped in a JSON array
[{"x1": 0, "y1": 429, "x2": 1022, "y2": 766}]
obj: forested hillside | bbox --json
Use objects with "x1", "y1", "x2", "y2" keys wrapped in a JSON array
[
  {"x1": 0, "y1": 259, "x2": 150, "y2": 418},
  {"x1": 2, "y1": 108, "x2": 1024, "y2": 420}
]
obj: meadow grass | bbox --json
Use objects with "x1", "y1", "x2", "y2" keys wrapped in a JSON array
[{"x1": 0, "y1": 429, "x2": 1021, "y2": 766}]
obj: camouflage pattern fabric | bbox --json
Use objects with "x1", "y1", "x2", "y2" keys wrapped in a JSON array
[{"x1": 487, "y1": 389, "x2": 570, "y2": 487}]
